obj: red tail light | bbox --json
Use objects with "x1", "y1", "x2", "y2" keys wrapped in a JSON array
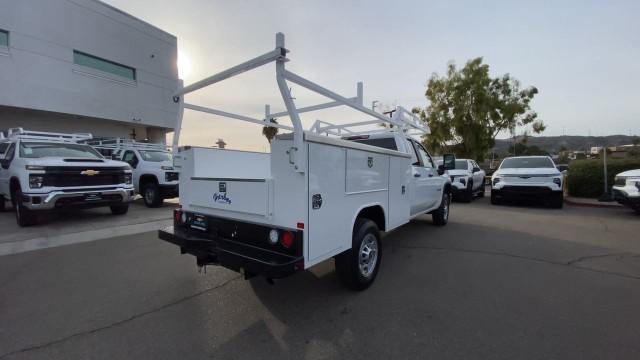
[
  {"x1": 174, "y1": 209, "x2": 182, "y2": 224},
  {"x1": 281, "y1": 231, "x2": 294, "y2": 248}
]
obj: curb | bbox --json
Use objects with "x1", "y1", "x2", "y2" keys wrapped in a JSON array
[{"x1": 564, "y1": 197, "x2": 623, "y2": 209}]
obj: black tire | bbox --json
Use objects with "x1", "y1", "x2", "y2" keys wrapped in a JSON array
[
  {"x1": 142, "y1": 182, "x2": 163, "y2": 208},
  {"x1": 461, "y1": 181, "x2": 473, "y2": 202},
  {"x1": 335, "y1": 218, "x2": 382, "y2": 291},
  {"x1": 490, "y1": 190, "x2": 501, "y2": 205},
  {"x1": 634, "y1": 207, "x2": 640, "y2": 215},
  {"x1": 478, "y1": 179, "x2": 486, "y2": 198},
  {"x1": 110, "y1": 204, "x2": 129, "y2": 215},
  {"x1": 550, "y1": 192, "x2": 564, "y2": 209},
  {"x1": 13, "y1": 188, "x2": 37, "y2": 227},
  {"x1": 0, "y1": 195, "x2": 5, "y2": 212},
  {"x1": 432, "y1": 190, "x2": 451, "y2": 226}
]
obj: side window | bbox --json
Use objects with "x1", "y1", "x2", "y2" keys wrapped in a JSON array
[
  {"x1": 415, "y1": 142, "x2": 435, "y2": 169},
  {"x1": 408, "y1": 140, "x2": 419, "y2": 165},
  {"x1": 5, "y1": 143, "x2": 15, "y2": 161},
  {"x1": 122, "y1": 150, "x2": 139, "y2": 168}
]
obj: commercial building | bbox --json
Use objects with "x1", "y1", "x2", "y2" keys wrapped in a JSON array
[{"x1": 0, "y1": 0, "x2": 179, "y2": 143}]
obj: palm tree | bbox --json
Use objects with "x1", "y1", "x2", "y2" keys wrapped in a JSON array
[{"x1": 262, "y1": 118, "x2": 279, "y2": 143}]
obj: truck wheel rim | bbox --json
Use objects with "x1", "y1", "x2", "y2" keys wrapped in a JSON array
[
  {"x1": 443, "y1": 194, "x2": 450, "y2": 220},
  {"x1": 359, "y1": 234, "x2": 378, "y2": 278},
  {"x1": 145, "y1": 188, "x2": 155, "y2": 203}
]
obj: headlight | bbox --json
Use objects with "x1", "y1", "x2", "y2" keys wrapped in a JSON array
[
  {"x1": 492, "y1": 177, "x2": 501, "y2": 187},
  {"x1": 636, "y1": 181, "x2": 640, "y2": 191},
  {"x1": 459, "y1": 177, "x2": 466, "y2": 185},
  {"x1": 29, "y1": 175, "x2": 44, "y2": 189},
  {"x1": 124, "y1": 173, "x2": 132, "y2": 185},
  {"x1": 25, "y1": 165, "x2": 45, "y2": 171},
  {"x1": 161, "y1": 166, "x2": 174, "y2": 170},
  {"x1": 553, "y1": 177, "x2": 562, "y2": 187}
]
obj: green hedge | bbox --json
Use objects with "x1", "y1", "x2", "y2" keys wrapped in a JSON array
[{"x1": 567, "y1": 158, "x2": 640, "y2": 198}]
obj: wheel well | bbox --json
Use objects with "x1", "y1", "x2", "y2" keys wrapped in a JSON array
[
  {"x1": 356, "y1": 205, "x2": 385, "y2": 231},
  {"x1": 9, "y1": 177, "x2": 21, "y2": 203},
  {"x1": 139, "y1": 174, "x2": 158, "y2": 190}
]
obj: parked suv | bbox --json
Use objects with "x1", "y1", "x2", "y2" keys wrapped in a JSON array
[
  {"x1": 612, "y1": 169, "x2": 640, "y2": 214},
  {"x1": 0, "y1": 128, "x2": 134, "y2": 226},
  {"x1": 87, "y1": 139, "x2": 178, "y2": 207},
  {"x1": 491, "y1": 156, "x2": 564, "y2": 208},
  {"x1": 439, "y1": 158, "x2": 486, "y2": 202}
]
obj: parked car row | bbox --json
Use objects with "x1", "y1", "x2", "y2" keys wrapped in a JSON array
[{"x1": 0, "y1": 128, "x2": 179, "y2": 227}]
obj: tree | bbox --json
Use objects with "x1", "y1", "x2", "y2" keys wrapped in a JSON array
[
  {"x1": 262, "y1": 119, "x2": 279, "y2": 144},
  {"x1": 417, "y1": 57, "x2": 544, "y2": 161}
]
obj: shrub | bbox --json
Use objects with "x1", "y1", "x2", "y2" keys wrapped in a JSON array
[{"x1": 567, "y1": 158, "x2": 640, "y2": 198}]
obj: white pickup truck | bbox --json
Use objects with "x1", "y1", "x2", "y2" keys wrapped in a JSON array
[
  {"x1": 86, "y1": 139, "x2": 179, "y2": 207},
  {"x1": 0, "y1": 129, "x2": 134, "y2": 226},
  {"x1": 158, "y1": 33, "x2": 454, "y2": 290},
  {"x1": 438, "y1": 158, "x2": 486, "y2": 202}
]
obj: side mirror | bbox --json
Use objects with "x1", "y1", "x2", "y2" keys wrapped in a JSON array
[
  {"x1": 442, "y1": 153, "x2": 456, "y2": 170},
  {"x1": 437, "y1": 164, "x2": 446, "y2": 176},
  {"x1": 473, "y1": 167, "x2": 481, "y2": 173}
]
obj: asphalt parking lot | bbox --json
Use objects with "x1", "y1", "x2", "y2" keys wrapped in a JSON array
[{"x1": 1, "y1": 198, "x2": 640, "y2": 360}]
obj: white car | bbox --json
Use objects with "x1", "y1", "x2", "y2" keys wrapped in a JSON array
[
  {"x1": 87, "y1": 139, "x2": 179, "y2": 207},
  {"x1": 612, "y1": 169, "x2": 640, "y2": 214},
  {"x1": 445, "y1": 159, "x2": 486, "y2": 202},
  {"x1": 0, "y1": 129, "x2": 134, "y2": 226},
  {"x1": 491, "y1": 156, "x2": 564, "y2": 208}
]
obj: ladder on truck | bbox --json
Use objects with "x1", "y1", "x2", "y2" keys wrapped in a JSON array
[
  {"x1": 5, "y1": 128, "x2": 93, "y2": 143},
  {"x1": 171, "y1": 32, "x2": 429, "y2": 173},
  {"x1": 85, "y1": 138, "x2": 171, "y2": 152}
]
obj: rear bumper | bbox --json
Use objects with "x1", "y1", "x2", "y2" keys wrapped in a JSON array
[
  {"x1": 23, "y1": 187, "x2": 134, "y2": 210},
  {"x1": 158, "y1": 226, "x2": 303, "y2": 279}
]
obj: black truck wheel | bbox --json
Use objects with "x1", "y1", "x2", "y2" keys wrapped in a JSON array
[
  {"x1": 13, "y1": 188, "x2": 37, "y2": 227},
  {"x1": 550, "y1": 192, "x2": 564, "y2": 209},
  {"x1": 143, "y1": 182, "x2": 163, "y2": 208},
  {"x1": 110, "y1": 204, "x2": 130, "y2": 215},
  {"x1": 461, "y1": 181, "x2": 473, "y2": 202},
  {"x1": 335, "y1": 218, "x2": 382, "y2": 291},
  {"x1": 478, "y1": 179, "x2": 486, "y2": 198},
  {"x1": 432, "y1": 191, "x2": 451, "y2": 226}
]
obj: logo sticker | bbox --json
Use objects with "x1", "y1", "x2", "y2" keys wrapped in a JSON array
[
  {"x1": 81, "y1": 169, "x2": 100, "y2": 176},
  {"x1": 312, "y1": 194, "x2": 322, "y2": 210},
  {"x1": 213, "y1": 193, "x2": 232, "y2": 204},
  {"x1": 367, "y1": 157, "x2": 373, "y2": 168},
  {"x1": 219, "y1": 182, "x2": 227, "y2": 192}
]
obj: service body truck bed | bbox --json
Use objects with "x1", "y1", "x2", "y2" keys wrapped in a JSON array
[{"x1": 159, "y1": 33, "x2": 453, "y2": 290}]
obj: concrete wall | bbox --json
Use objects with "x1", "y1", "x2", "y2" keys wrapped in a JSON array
[
  {"x1": 0, "y1": 0, "x2": 179, "y2": 132},
  {"x1": 0, "y1": 106, "x2": 167, "y2": 144}
]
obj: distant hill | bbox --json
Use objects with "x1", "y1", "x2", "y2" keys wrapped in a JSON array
[{"x1": 493, "y1": 135, "x2": 638, "y2": 154}]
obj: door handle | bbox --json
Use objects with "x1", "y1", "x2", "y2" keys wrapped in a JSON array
[{"x1": 414, "y1": 173, "x2": 421, "y2": 177}]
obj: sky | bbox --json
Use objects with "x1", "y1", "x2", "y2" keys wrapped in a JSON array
[{"x1": 105, "y1": 0, "x2": 640, "y2": 152}]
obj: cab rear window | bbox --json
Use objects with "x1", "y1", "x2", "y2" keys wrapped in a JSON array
[{"x1": 345, "y1": 137, "x2": 398, "y2": 150}]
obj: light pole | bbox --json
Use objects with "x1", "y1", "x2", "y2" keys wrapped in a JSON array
[{"x1": 599, "y1": 145, "x2": 613, "y2": 201}]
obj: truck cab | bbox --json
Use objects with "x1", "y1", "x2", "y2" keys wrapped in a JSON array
[
  {"x1": 0, "y1": 128, "x2": 134, "y2": 226},
  {"x1": 87, "y1": 139, "x2": 179, "y2": 207}
]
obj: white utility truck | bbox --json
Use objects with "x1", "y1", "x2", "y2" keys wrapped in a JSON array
[
  {"x1": 612, "y1": 169, "x2": 640, "y2": 214},
  {"x1": 158, "y1": 33, "x2": 454, "y2": 290},
  {"x1": 86, "y1": 139, "x2": 179, "y2": 207},
  {"x1": 0, "y1": 128, "x2": 134, "y2": 226}
]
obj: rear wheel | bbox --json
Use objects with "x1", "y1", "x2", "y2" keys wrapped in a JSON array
[
  {"x1": 335, "y1": 219, "x2": 381, "y2": 291},
  {"x1": 461, "y1": 181, "x2": 473, "y2": 202},
  {"x1": 13, "y1": 188, "x2": 37, "y2": 227},
  {"x1": 432, "y1": 190, "x2": 451, "y2": 226},
  {"x1": 143, "y1": 182, "x2": 163, "y2": 208},
  {"x1": 110, "y1": 204, "x2": 129, "y2": 215},
  {"x1": 550, "y1": 192, "x2": 564, "y2": 209}
]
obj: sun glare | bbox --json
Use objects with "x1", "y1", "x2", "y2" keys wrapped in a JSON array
[{"x1": 177, "y1": 50, "x2": 192, "y2": 79}]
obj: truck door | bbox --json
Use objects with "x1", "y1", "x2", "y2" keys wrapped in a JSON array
[
  {"x1": 408, "y1": 140, "x2": 430, "y2": 215},
  {"x1": 412, "y1": 141, "x2": 441, "y2": 211}
]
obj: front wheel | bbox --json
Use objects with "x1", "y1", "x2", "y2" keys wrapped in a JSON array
[
  {"x1": 478, "y1": 179, "x2": 486, "y2": 198},
  {"x1": 550, "y1": 192, "x2": 564, "y2": 209},
  {"x1": 110, "y1": 204, "x2": 129, "y2": 215},
  {"x1": 14, "y1": 189, "x2": 37, "y2": 227},
  {"x1": 432, "y1": 191, "x2": 451, "y2": 226},
  {"x1": 143, "y1": 183, "x2": 163, "y2": 208},
  {"x1": 491, "y1": 190, "x2": 502, "y2": 205},
  {"x1": 335, "y1": 219, "x2": 382, "y2": 291}
]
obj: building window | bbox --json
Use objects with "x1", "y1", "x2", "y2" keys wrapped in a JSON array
[
  {"x1": 0, "y1": 29, "x2": 8, "y2": 47},
  {"x1": 73, "y1": 50, "x2": 136, "y2": 80}
]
